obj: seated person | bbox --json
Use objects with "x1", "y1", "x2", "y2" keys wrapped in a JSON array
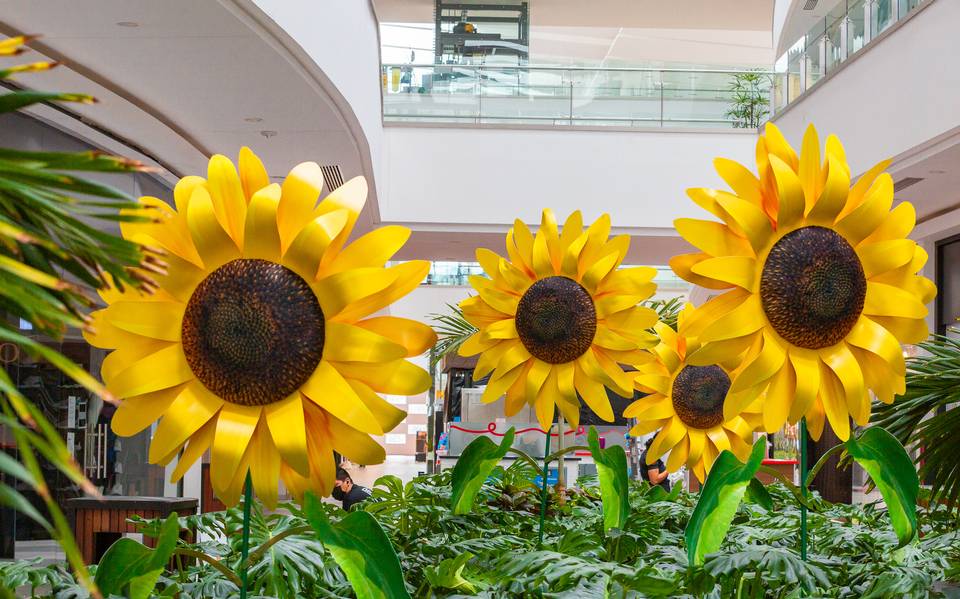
[
  {"x1": 333, "y1": 467, "x2": 372, "y2": 511},
  {"x1": 639, "y1": 437, "x2": 670, "y2": 492}
]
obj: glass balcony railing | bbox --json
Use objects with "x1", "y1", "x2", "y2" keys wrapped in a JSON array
[
  {"x1": 382, "y1": 64, "x2": 772, "y2": 128},
  {"x1": 773, "y1": 0, "x2": 927, "y2": 114},
  {"x1": 417, "y1": 261, "x2": 691, "y2": 292}
]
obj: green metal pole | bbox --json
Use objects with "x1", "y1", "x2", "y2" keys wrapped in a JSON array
[
  {"x1": 536, "y1": 424, "x2": 553, "y2": 549},
  {"x1": 799, "y1": 418, "x2": 808, "y2": 562},
  {"x1": 239, "y1": 472, "x2": 253, "y2": 599}
]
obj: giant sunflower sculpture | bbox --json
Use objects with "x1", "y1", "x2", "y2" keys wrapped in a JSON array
[
  {"x1": 84, "y1": 148, "x2": 435, "y2": 507},
  {"x1": 459, "y1": 209, "x2": 659, "y2": 432},
  {"x1": 627, "y1": 304, "x2": 761, "y2": 482},
  {"x1": 671, "y1": 123, "x2": 935, "y2": 440}
]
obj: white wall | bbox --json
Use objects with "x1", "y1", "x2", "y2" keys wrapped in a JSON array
[
  {"x1": 380, "y1": 125, "x2": 759, "y2": 231},
  {"x1": 249, "y1": 0, "x2": 385, "y2": 199},
  {"x1": 771, "y1": 0, "x2": 959, "y2": 176}
]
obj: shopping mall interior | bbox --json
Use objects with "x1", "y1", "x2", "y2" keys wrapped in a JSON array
[{"x1": 1, "y1": 1, "x2": 959, "y2": 597}]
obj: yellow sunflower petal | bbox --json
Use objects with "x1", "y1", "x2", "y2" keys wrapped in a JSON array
[
  {"x1": 355, "y1": 317, "x2": 437, "y2": 357},
  {"x1": 763, "y1": 359, "x2": 795, "y2": 433},
  {"x1": 149, "y1": 383, "x2": 223, "y2": 464},
  {"x1": 674, "y1": 218, "x2": 754, "y2": 258},
  {"x1": 807, "y1": 154, "x2": 850, "y2": 223},
  {"x1": 836, "y1": 174, "x2": 893, "y2": 244},
  {"x1": 171, "y1": 418, "x2": 215, "y2": 482},
  {"x1": 482, "y1": 365, "x2": 524, "y2": 404},
  {"x1": 699, "y1": 294, "x2": 765, "y2": 344},
  {"x1": 264, "y1": 393, "x2": 310, "y2": 476},
  {"x1": 211, "y1": 403, "x2": 261, "y2": 494},
  {"x1": 559, "y1": 210, "x2": 584, "y2": 249},
  {"x1": 108, "y1": 344, "x2": 194, "y2": 399},
  {"x1": 805, "y1": 398, "x2": 827, "y2": 441},
  {"x1": 334, "y1": 359, "x2": 432, "y2": 396},
  {"x1": 459, "y1": 332, "x2": 497, "y2": 358},
  {"x1": 714, "y1": 193, "x2": 772, "y2": 252},
  {"x1": 324, "y1": 322, "x2": 407, "y2": 363},
  {"x1": 670, "y1": 252, "x2": 734, "y2": 290},
  {"x1": 821, "y1": 343, "x2": 867, "y2": 425},
  {"x1": 818, "y1": 362, "x2": 850, "y2": 441},
  {"x1": 334, "y1": 261, "x2": 430, "y2": 322},
  {"x1": 768, "y1": 154, "x2": 805, "y2": 229},
  {"x1": 238, "y1": 146, "x2": 270, "y2": 202},
  {"x1": 323, "y1": 226, "x2": 411, "y2": 276},
  {"x1": 104, "y1": 301, "x2": 183, "y2": 342},
  {"x1": 327, "y1": 412, "x2": 386, "y2": 465},
  {"x1": 763, "y1": 122, "x2": 799, "y2": 170},
  {"x1": 160, "y1": 254, "x2": 207, "y2": 303},
  {"x1": 691, "y1": 256, "x2": 756, "y2": 290},
  {"x1": 857, "y1": 239, "x2": 915, "y2": 278},
  {"x1": 684, "y1": 429, "x2": 707, "y2": 470},
  {"x1": 729, "y1": 333, "x2": 786, "y2": 394},
  {"x1": 532, "y1": 230, "x2": 555, "y2": 278},
  {"x1": 863, "y1": 282, "x2": 927, "y2": 319},
  {"x1": 798, "y1": 124, "x2": 822, "y2": 211},
  {"x1": 842, "y1": 158, "x2": 891, "y2": 218},
  {"x1": 666, "y1": 436, "x2": 690, "y2": 472},
  {"x1": 206, "y1": 154, "x2": 247, "y2": 248},
  {"x1": 282, "y1": 209, "x2": 349, "y2": 281},
  {"x1": 484, "y1": 318, "x2": 518, "y2": 340},
  {"x1": 250, "y1": 424, "x2": 281, "y2": 509},
  {"x1": 347, "y1": 380, "x2": 408, "y2": 432},
  {"x1": 243, "y1": 184, "x2": 282, "y2": 261},
  {"x1": 187, "y1": 185, "x2": 241, "y2": 269},
  {"x1": 301, "y1": 361, "x2": 383, "y2": 435},
  {"x1": 101, "y1": 340, "x2": 171, "y2": 386},
  {"x1": 574, "y1": 363, "x2": 614, "y2": 422},
  {"x1": 111, "y1": 386, "x2": 183, "y2": 437},
  {"x1": 314, "y1": 267, "x2": 398, "y2": 320},
  {"x1": 534, "y1": 386, "x2": 556, "y2": 433},
  {"x1": 714, "y1": 157, "x2": 763, "y2": 206},
  {"x1": 85, "y1": 309, "x2": 150, "y2": 349},
  {"x1": 846, "y1": 316, "x2": 905, "y2": 374},
  {"x1": 315, "y1": 177, "x2": 367, "y2": 266},
  {"x1": 861, "y1": 198, "x2": 913, "y2": 245},
  {"x1": 788, "y1": 348, "x2": 820, "y2": 423},
  {"x1": 278, "y1": 162, "x2": 324, "y2": 253},
  {"x1": 649, "y1": 416, "x2": 686, "y2": 461},
  {"x1": 525, "y1": 360, "x2": 552, "y2": 409}
]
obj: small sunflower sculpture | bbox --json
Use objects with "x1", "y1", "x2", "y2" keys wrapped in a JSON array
[
  {"x1": 459, "y1": 209, "x2": 659, "y2": 432},
  {"x1": 671, "y1": 123, "x2": 935, "y2": 440},
  {"x1": 627, "y1": 304, "x2": 761, "y2": 482},
  {"x1": 85, "y1": 148, "x2": 436, "y2": 507}
]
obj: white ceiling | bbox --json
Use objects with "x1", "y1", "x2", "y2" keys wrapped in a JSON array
[{"x1": 0, "y1": 1, "x2": 367, "y2": 204}]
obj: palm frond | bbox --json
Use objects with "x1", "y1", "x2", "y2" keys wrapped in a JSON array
[
  {"x1": 643, "y1": 296, "x2": 684, "y2": 331},
  {"x1": 429, "y1": 302, "x2": 478, "y2": 366},
  {"x1": 871, "y1": 333, "x2": 960, "y2": 515}
]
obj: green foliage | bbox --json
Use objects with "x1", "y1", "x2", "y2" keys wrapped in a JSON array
[
  {"x1": 3, "y1": 473, "x2": 958, "y2": 598},
  {"x1": 450, "y1": 427, "x2": 516, "y2": 514},
  {"x1": 686, "y1": 438, "x2": 766, "y2": 565},
  {"x1": 305, "y1": 493, "x2": 411, "y2": 599},
  {"x1": 725, "y1": 69, "x2": 771, "y2": 129},
  {"x1": 872, "y1": 334, "x2": 960, "y2": 516},
  {"x1": 587, "y1": 427, "x2": 629, "y2": 532},
  {"x1": 0, "y1": 37, "x2": 157, "y2": 596},
  {"x1": 643, "y1": 296, "x2": 684, "y2": 331},
  {"x1": 429, "y1": 303, "x2": 478, "y2": 366},
  {"x1": 94, "y1": 512, "x2": 180, "y2": 597},
  {"x1": 845, "y1": 427, "x2": 919, "y2": 546}
]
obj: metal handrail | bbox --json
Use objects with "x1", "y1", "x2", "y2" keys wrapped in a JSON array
[{"x1": 382, "y1": 63, "x2": 775, "y2": 76}]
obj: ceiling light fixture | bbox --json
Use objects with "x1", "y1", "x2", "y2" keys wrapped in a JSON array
[
  {"x1": 116, "y1": 21, "x2": 139, "y2": 27},
  {"x1": 260, "y1": 130, "x2": 277, "y2": 138},
  {"x1": 244, "y1": 117, "x2": 263, "y2": 123}
]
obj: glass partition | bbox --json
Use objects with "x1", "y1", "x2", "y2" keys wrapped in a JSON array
[{"x1": 383, "y1": 65, "x2": 772, "y2": 128}]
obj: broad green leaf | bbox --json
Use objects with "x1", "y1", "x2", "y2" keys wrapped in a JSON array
[
  {"x1": 0, "y1": 91, "x2": 94, "y2": 113},
  {"x1": 304, "y1": 493, "x2": 410, "y2": 599},
  {"x1": 587, "y1": 427, "x2": 629, "y2": 532},
  {"x1": 745, "y1": 478, "x2": 773, "y2": 510},
  {"x1": 685, "y1": 438, "x2": 766, "y2": 565},
  {"x1": 94, "y1": 512, "x2": 180, "y2": 596},
  {"x1": 450, "y1": 427, "x2": 516, "y2": 514},
  {"x1": 845, "y1": 426, "x2": 919, "y2": 547},
  {"x1": 128, "y1": 568, "x2": 164, "y2": 599},
  {"x1": 424, "y1": 552, "x2": 478, "y2": 593}
]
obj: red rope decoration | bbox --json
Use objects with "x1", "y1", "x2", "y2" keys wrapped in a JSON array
[{"x1": 449, "y1": 422, "x2": 605, "y2": 438}]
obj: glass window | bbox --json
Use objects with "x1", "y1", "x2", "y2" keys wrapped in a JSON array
[
  {"x1": 847, "y1": 0, "x2": 867, "y2": 54},
  {"x1": 872, "y1": 0, "x2": 897, "y2": 37}
]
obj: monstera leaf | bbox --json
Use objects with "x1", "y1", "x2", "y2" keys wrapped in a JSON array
[
  {"x1": 94, "y1": 512, "x2": 180, "y2": 598},
  {"x1": 587, "y1": 427, "x2": 630, "y2": 532},
  {"x1": 304, "y1": 493, "x2": 410, "y2": 599},
  {"x1": 450, "y1": 428, "x2": 516, "y2": 514},
  {"x1": 845, "y1": 426, "x2": 919, "y2": 547},
  {"x1": 685, "y1": 438, "x2": 766, "y2": 565}
]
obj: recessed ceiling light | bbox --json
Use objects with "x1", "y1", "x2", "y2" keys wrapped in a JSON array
[
  {"x1": 116, "y1": 21, "x2": 139, "y2": 27},
  {"x1": 244, "y1": 117, "x2": 263, "y2": 123},
  {"x1": 929, "y1": 169, "x2": 947, "y2": 174},
  {"x1": 260, "y1": 130, "x2": 278, "y2": 138}
]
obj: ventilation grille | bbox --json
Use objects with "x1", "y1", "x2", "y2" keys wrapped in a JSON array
[
  {"x1": 802, "y1": 0, "x2": 818, "y2": 9},
  {"x1": 320, "y1": 165, "x2": 344, "y2": 191},
  {"x1": 893, "y1": 177, "x2": 924, "y2": 192}
]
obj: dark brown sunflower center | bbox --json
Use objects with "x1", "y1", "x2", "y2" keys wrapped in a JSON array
[
  {"x1": 671, "y1": 365, "x2": 729, "y2": 429},
  {"x1": 759, "y1": 226, "x2": 866, "y2": 350},
  {"x1": 181, "y1": 258, "x2": 325, "y2": 406},
  {"x1": 515, "y1": 276, "x2": 597, "y2": 364}
]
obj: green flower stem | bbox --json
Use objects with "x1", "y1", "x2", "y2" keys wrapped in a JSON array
[
  {"x1": 505, "y1": 449, "x2": 542, "y2": 472},
  {"x1": 804, "y1": 443, "x2": 845, "y2": 489},
  {"x1": 240, "y1": 472, "x2": 253, "y2": 599},
  {"x1": 800, "y1": 418, "x2": 808, "y2": 563},
  {"x1": 537, "y1": 426, "x2": 552, "y2": 549},
  {"x1": 172, "y1": 548, "x2": 242, "y2": 587}
]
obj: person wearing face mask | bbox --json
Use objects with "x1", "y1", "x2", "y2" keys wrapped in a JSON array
[{"x1": 333, "y1": 467, "x2": 372, "y2": 511}]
